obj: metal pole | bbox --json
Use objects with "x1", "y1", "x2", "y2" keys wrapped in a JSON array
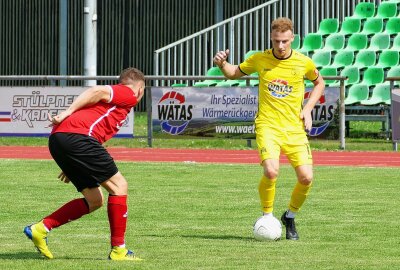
[
  {"x1": 59, "y1": 0, "x2": 68, "y2": 86},
  {"x1": 83, "y1": 0, "x2": 97, "y2": 86},
  {"x1": 390, "y1": 80, "x2": 397, "y2": 151},
  {"x1": 339, "y1": 78, "x2": 346, "y2": 149},
  {"x1": 146, "y1": 86, "x2": 153, "y2": 147}
]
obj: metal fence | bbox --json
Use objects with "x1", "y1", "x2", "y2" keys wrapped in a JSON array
[
  {"x1": 0, "y1": 0, "x2": 384, "y2": 108},
  {"x1": 154, "y1": 0, "x2": 383, "y2": 86}
]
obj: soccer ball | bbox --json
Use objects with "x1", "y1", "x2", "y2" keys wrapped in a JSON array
[{"x1": 253, "y1": 215, "x2": 282, "y2": 241}]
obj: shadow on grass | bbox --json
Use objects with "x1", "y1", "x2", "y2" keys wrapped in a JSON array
[
  {"x1": 0, "y1": 251, "x2": 45, "y2": 260},
  {"x1": 144, "y1": 234, "x2": 254, "y2": 241},
  {"x1": 0, "y1": 252, "x2": 114, "y2": 261}
]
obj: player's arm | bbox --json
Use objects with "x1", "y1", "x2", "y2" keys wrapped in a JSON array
[
  {"x1": 301, "y1": 75, "x2": 325, "y2": 131},
  {"x1": 213, "y1": 49, "x2": 245, "y2": 79},
  {"x1": 48, "y1": 85, "x2": 111, "y2": 125}
]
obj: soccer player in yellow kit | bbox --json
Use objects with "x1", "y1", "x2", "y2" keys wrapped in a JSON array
[{"x1": 213, "y1": 17, "x2": 325, "y2": 240}]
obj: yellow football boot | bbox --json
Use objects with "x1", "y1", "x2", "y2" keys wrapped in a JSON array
[
  {"x1": 24, "y1": 221, "x2": 54, "y2": 259},
  {"x1": 108, "y1": 246, "x2": 143, "y2": 261}
]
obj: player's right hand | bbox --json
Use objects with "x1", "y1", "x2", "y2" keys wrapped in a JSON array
[
  {"x1": 213, "y1": 49, "x2": 230, "y2": 67},
  {"x1": 47, "y1": 111, "x2": 71, "y2": 127}
]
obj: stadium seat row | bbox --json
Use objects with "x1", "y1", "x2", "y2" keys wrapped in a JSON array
[
  {"x1": 298, "y1": 33, "x2": 400, "y2": 54},
  {"x1": 314, "y1": 17, "x2": 400, "y2": 38},
  {"x1": 348, "y1": 1, "x2": 400, "y2": 20},
  {"x1": 312, "y1": 49, "x2": 400, "y2": 70}
]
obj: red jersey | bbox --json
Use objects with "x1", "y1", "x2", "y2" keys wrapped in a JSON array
[{"x1": 51, "y1": 84, "x2": 138, "y2": 143}]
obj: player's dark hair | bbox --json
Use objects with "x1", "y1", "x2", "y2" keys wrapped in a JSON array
[
  {"x1": 119, "y1": 67, "x2": 145, "y2": 85},
  {"x1": 271, "y1": 17, "x2": 294, "y2": 33}
]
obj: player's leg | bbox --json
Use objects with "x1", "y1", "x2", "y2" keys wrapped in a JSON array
[
  {"x1": 23, "y1": 188, "x2": 101, "y2": 259},
  {"x1": 281, "y1": 139, "x2": 313, "y2": 240},
  {"x1": 24, "y1": 133, "x2": 102, "y2": 258},
  {"x1": 256, "y1": 125, "x2": 282, "y2": 215},
  {"x1": 290, "y1": 164, "x2": 313, "y2": 213},
  {"x1": 101, "y1": 172, "x2": 141, "y2": 261},
  {"x1": 259, "y1": 159, "x2": 279, "y2": 214}
]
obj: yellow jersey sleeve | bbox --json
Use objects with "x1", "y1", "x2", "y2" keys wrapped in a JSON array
[
  {"x1": 304, "y1": 58, "x2": 319, "y2": 82},
  {"x1": 239, "y1": 54, "x2": 259, "y2": 75}
]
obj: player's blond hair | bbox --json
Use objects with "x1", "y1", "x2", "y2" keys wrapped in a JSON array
[
  {"x1": 271, "y1": 17, "x2": 294, "y2": 33},
  {"x1": 119, "y1": 67, "x2": 145, "y2": 85}
]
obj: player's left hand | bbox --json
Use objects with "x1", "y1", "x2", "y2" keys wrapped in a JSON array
[
  {"x1": 300, "y1": 110, "x2": 312, "y2": 132},
  {"x1": 58, "y1": 171, "x2": 71, "y2": 184}
]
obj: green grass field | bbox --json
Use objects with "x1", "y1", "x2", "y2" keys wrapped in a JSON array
[{"x1": 0, "y1": 159, "x2": 398, "y2": 270}]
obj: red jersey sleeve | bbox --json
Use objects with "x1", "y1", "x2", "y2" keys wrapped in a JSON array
[{"x1": 108, "y1": 84, "x2": 138, "y2": 107}]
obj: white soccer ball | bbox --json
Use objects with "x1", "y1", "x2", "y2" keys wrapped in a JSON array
[{"x1": 253, "y1": 215, "x2": 282, "y2": 241}]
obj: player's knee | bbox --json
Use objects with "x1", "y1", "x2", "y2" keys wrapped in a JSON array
[
  {"x1": 88, "y1": 197, "x2": 104, "y2": 212},
  {"x1": 103, "y1": 173, "x2": 129, "y2": 195},
  {"x1": 264, "y1": 168, "x2": 279, "y2": 180},
  {"x1": 298, "y1": 173, "x2": 313, "y2": 185},
  {"x1": 111, "y1": 178, "x2": 128, "y2": 195}
]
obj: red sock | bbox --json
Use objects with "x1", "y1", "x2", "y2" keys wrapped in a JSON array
[
  {"x1": 108, "y1": 195, "x2": 128, "y2": 247},
  {"x1": 42, "y1": 198, "x2": 89, "y2": 230}
]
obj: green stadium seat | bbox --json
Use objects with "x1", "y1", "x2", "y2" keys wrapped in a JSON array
[
  {"x1": 360, "y1": 18, "x2": 384, "y2": 36},
  {"x1": 360, "y1": 84, "x2": 391, "y2": 105},
  {"x1": 375, "y1": 50, "x2": 399, "y2": 69},
  {"x1": 338, "y1": 18, "x2": 362, "y2": 36},
  {"x1": 383, "y1": 18, "x2": 400, "y2": 35},
  {"x1": 344, "y1": 84, "x2": 369, "y2": 105},
  {"x1": 316, "y1": 18, "x2": 339, "y2": 36},
  {"x1": 375, "y1": 2, "x2": 398, "y2": 19},
  {"x1": 321, "y1": 33, "x2": 345, "y2": 52},
  {"x1": 344, "y1": 33, "x2": 368, "y2": 51},
  {"x1": 171, "y1": 83, "x2": 188, "y2": 87},
  {"x1": 387, "y1": 66, "x2": 400, "y2": 87},
  {"x1": 367, "y1": 33, "x2": 390, "y2": 51},
  {"x1": 391, "y1": 34, "x2": 400, "y2": 50},
  {"x1": 353, "y1": 50, "x2": 376, "y2": 69},
  {"x1": 319, "y1": 67, "x2": 338, "y2": 86},
  {"x1": 341, "y1": 67, "x2": 360, "y2": 86},
  {"x1": 311, "y1": 50, "x2": 331, "y2": 68},
  {"x1": 347, "y1": 2, "x2": 376, "y2": 19},
  {"x1": 360, "y1": 67, "x2": 385, "y2": 87},
  {"x1": 193, "y1": 67, "x2": 224, "y2": 87},
  {"x1": 298, "y1": 33, "x2": 323, "y2": 54},
  {"x1": 292, "y1": 34, "x2": 301, "y2": 50},
  {"x1": 331, "y1": 66, "x2": 360, "y2": 88},
  {"x1": 345, "y1": 33, "x2": 368, "y2": 51},
  {"x1": 330, "y1": 50, "x2": 355, "y2": 69}
]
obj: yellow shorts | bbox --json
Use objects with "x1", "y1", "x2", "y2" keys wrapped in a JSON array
[{"x1": 256, "y1": 125, "x2": 313, "y2": 167}]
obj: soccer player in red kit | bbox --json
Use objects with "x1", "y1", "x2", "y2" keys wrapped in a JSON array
[{"x1": 24, "y1": 67, "x2": 145, "y2": 260}]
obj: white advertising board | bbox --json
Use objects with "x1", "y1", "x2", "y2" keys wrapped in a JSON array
[{"x1": 0, "y1": 87, "x2": 134, "y2": 137}]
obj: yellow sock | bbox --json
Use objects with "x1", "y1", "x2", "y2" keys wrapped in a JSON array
[
  {"x1": 289, "y1": 182, "x2": 312, "y2": 213},
  {"x1": 258, "y1": 175, "x2": 276, "y2": 214}
]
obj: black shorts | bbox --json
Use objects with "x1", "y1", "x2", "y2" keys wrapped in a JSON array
[{"x1": 48, "y1": 133, "x2": 118, "y2": 192}]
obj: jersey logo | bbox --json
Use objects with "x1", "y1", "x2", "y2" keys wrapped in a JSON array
[
  {"x1": 116, "y1": 117, "x2": 129, "y2": 130},
  {"x1": 268, "y1": 79, "x2": 293, "y2": 98}
]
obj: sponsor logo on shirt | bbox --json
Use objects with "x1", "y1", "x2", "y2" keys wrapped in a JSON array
[{"x1": 268, "y1": 79, "x2": 293, "y2": 98}]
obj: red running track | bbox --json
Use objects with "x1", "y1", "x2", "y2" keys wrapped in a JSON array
[{"x1": 0, "y1": 146, "x2": 399, "y2": 167}]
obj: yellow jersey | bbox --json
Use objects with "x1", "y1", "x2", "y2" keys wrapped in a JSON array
[{"x1": 239, "y1": 49, "x2": 318, "y2": 131}]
